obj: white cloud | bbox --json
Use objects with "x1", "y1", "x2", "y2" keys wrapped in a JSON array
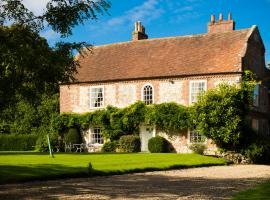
[
  {"x1": 22, "y1": 0, "x2": 50, "y2": 15},
  {"x1": 40, "y1": 28, "x2": 60, "y2": 43},
  {"x1": 107, "y1": 0, "x2": 163, "y2": 27}
]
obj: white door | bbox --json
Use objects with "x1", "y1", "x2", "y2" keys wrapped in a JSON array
[{"x1": 140, "y1": 126, "x2": 154, "y2": 152}]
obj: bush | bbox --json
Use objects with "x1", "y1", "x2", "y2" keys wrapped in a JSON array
[
  {"x1": 189, "y1": 143, "x2": 206, "y2": 155},
  {"x1": 64, "y1": 128, "x2": 82, "y2": 144},
  {"x1": 148, "y1": 136, "x2": 169, "y2": 153},
  {"x1": 243, "y1": 142, "x2": 270, "y2": 164},
  {"x1": 102, "y1": 141, "x2": 119, "y2": 152},
  {"x1": 0, "y1": 134, "x2": 38, "y2": 151},
  {"x1": 35, "y1": 133, "x2": 59, "y2": 152},
  {"x1": 119, "y1": 135, "x2": 140, "y2": 153}
]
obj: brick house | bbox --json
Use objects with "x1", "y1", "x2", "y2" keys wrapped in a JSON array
[{"x1": 60, "y1": 14, "x2": 269, "y2": 153}]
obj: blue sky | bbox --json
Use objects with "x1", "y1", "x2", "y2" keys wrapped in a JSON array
[{"x1": 32, "y1": 0, "x2": 270, "y2": 62}]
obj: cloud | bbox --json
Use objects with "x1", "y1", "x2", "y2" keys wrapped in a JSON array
[
  {"x1": 40, "y1": 28, "x2": 60, "y2": 44},
  {"x1": 107, "y1": 0, "x2": 164, "y2": 27},
  {"x1": 22, "y1": 0, "x2": 50, "y2": 15}
]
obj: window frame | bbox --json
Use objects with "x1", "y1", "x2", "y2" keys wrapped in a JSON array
[
  {"x1": 89, "y1": 127, "x2": 104, "y2": 145},
  {"x1": 188, "y1": 129, "x2": 207, "y2": 144},
  {"x1": 141, "y1": 83, "x2": 154, "y2": 105},
  {"x1": 89, "y1": 86, "x2": 105, "y2": 109},
  {"x1": 189, "y1": 80, "x2": 207, "y2": 104}
]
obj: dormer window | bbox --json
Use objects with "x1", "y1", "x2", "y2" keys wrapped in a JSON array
[{"x1": 142, "y1": 84, "x2": 153, "y2": 105}]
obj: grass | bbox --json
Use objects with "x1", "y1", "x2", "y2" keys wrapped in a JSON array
[
  {"x1": 232, "y1": 181, "x2": 270, "y2": 200},
  {"x1": 0, "y1": 152, "x2": 227, "y2": 184}
]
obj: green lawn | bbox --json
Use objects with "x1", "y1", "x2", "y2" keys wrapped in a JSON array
[
  {"x1": 232, "y1": 181, "x2": 270, "y2": 200},
  {"x1": 0, "y1": 152, "x2": 227, "y2": 184}
]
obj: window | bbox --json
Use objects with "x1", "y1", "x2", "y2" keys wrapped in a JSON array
[
  {"x1": 91, "y1": 127, "x2": 103, "y2": 144},
  {"x1": 90, "y1": 87, "x2": 104, "y2": 108},
  {"x1": 189, "y1": 130, "x2": 206, "y2": 143},
  {"x1": 252, "y1": 119, "x2": 259, "y2": 132},
  {"x1": 142, "y1": 84, "x2": 153, "y2": 105},
  {"x1": 253, "y1": 84, "x2": 259, "y2": 107},
  {"x1": 190, "y1": 81, "x2": 207, "y2": 104}
]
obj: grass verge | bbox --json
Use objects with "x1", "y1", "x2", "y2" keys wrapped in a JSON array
[
  {"x1": 232, "y1": 181, "x2": 270, "y2": 200},
  {"x1": 0, "y1": 152, "x2": 227, "y2": 184}
]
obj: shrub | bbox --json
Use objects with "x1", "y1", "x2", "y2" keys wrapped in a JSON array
[
  {"x1": 0, "y1": 134, "x2": 38, "y2": 151},
  {"x1": 189, "y1": 143, "x2": 206, "y2": 155},
  {"x1": 242, "y1": 142, "x2": 270, "y2": 164},
  {"x1": 102, "y1": 141, "x2": 119, "y2": 152},
  {"x1": 64, "y1": 128, "x2": 82, "y2": 144},
  {"x1": 119, "y1": 135, "x2": 140, "y2": 153},
  {"x1": 148, "y1": 136, "x2": 169, "y2": 153},
  {"x1": 35, "y1": 133, "x2": 59, "y2": 152}
]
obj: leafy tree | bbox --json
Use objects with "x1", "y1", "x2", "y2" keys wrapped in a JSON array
[
  {"x1": 0, "y1": 0, "x2": 111, "y2": 36},
  {"x1": 191, "y1": 72, "x2": 256, "y2": 150},
  {"x1": 0, "y1": 0, "x2": 111, "y2": 135}
]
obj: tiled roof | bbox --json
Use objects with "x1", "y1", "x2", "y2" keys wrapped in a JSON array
[{"x1": 74, "y1": 28, "x2": 252, "y2": 83}]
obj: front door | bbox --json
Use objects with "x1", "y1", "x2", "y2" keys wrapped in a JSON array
[{"x1": 140, "y1": 126, "x2": 154, "y2": 152}]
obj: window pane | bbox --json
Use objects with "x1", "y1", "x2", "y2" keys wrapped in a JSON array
[{"x1": 143, "y1": 85, "x2": 153, "y2": 105}]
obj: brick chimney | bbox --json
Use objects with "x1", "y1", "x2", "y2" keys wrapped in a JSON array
[
  {"x1": 208, "y1": 13, "x2": 235, "y2": 34},
  {"x1": 132, "y1": 21, "x2": 148, "y2": 41}
]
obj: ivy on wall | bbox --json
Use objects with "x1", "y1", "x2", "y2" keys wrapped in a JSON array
[{"x1": 52, "y1": 102, "x2": 191, "y2": 141}]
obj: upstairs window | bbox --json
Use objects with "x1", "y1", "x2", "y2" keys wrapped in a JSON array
[
  {"x1": 190, "y1": 80, "x2": 207, "y2": 104},
  {"x1": 91, "y1": 127, "x2": 104, "y2": 144},
  {"x1": 90, "y1": 87, "x2": 104, "y2": 108},
  {"x1": 142, "y1": 84, "x2": 153, "y2": 105}
]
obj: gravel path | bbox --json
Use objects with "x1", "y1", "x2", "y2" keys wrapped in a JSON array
[{"x1": 1, "y1": 165, "x2": 270, "y2": 200}]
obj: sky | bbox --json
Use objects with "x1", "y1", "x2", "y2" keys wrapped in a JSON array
[{"x1": 23, "y1": 0, "x2": 270, "y2": 62}]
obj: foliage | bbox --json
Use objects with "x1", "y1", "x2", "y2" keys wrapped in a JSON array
[
  {"x1": 0, "y1": 152, "x2": 228, "y2": 184},
  {"x1": 189, "y1": 144, "x2": 206, "y2": 155},
  {"x1": 35, "y1": 132, "x2": 59, "y2": 152},
  {"x1": 0, "y1": 134, "x2": 38, "y2": 151},
  {"x1": 148, "y1": 136, "x2": 169, "y2": 153},
  {"x1": 241, "y1": 138, "x2": 270, "y2": 164},
  {"x1": 101, "y1": 141, "x2": 119, "y2": 152},
  {"x1": 0, "y1": 94, "x2": 59, "y2": 135},
  {"x1": 0, "y1": 0, "x2": 111, "y2": 36},
  {"x1": 191, "y1": 79, "x2": 256, "y2": 151},
  {"x1": 52, "y1": 102, "x2": 191, "y2": 141},
  {"x1": 64, "y1": 128, "x2": 82, "y2": 144},
  {"x1": 118, "y1": 135, "x2": 141, "y2": 153},
  {"x1": 145, "y1": 103, "x2": 190, "y2": 133}
]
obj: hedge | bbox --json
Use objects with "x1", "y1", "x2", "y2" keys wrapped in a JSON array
[
  {"x1": 0, "y1": 134, "x2": 38, "y2": 151},
  {"x1": 148, "y1": 136, "x2": 169, "y2": 153}
]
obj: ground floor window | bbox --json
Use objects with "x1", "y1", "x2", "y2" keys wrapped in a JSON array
[
  {"x1": 189, "y1": 130, "x2": 206, "y2": 143},
  {"x1": 91, "y1": 127, "x2": 104, "y2": 144}
]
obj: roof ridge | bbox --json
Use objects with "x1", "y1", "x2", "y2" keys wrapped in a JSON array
[{"x1": 92, "y1": 27, "x2": 252, "y2": 49}]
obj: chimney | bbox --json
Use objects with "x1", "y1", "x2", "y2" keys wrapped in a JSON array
[
  {"x1": 132, "y1": 21, "x2": 148, "y2": 41},
  {"x1": 208, "y1": 13, "x2": 235, "y2": 34}
]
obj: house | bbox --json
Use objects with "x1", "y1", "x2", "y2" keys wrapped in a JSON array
[{"x1": 60, "y1": 13, "x2": 269, "y2": 153}]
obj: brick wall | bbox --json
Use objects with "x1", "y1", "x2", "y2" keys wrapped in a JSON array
[{"x1": 60, "y1": 74, "x2": 241, "y2": 113}]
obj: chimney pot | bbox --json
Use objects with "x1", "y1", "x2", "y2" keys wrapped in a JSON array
[
  {"x1": 132, "y1": 21, "x2": 148, "y2": 41},
  {"x1": 228, "y1": 13, "x2": 232, "y2": 21},
  {"x1": 211, "y1": 15, "x2": 215, "y2": 23},
  {"x1": 219, "y1": 13, "x2": 223, "y2": 21}
]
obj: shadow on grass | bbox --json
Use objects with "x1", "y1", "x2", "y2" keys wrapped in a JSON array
[{"x1": 0, "y1": 162, "x2": 227, "y2": 185}]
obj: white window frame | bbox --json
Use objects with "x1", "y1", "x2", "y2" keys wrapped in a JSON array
[
  {"x1": 188, "y1": 129, "x2": 207, "y2": 144},
  {"x1": 141, "y1": 83, "x2": 154, "y2": 105},
  {"x1": 189, "y1": 80, "x2": 207, "y2": 104},
  {"x1": 89, "y1": 86, "x2": 105, "y2": 109},
  {"x1": 89, "y1": 127, "x2": 104, "y2": 145}
]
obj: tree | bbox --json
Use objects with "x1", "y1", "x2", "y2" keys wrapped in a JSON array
[
  {"x1": 0, "y1": 0, "x2": 111, "y2": 36},
  {"x1": 0, "y1": 0, "x2": 111, "y2": 134},
  {"x1": 191, "y1": 72, "x2": 256, "y2": 151}
]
